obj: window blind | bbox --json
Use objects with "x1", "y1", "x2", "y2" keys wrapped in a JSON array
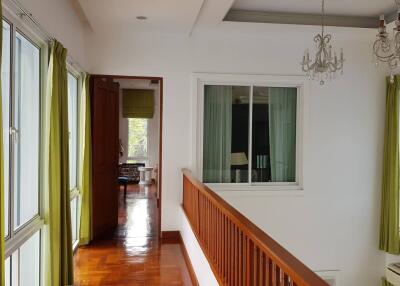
[{"x1": 122, "y1": 89, "x2": 154, "y2": 118}]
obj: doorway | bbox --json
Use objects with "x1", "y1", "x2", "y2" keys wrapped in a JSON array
[{"x1": 90, "y1": 75, "x2": 163, "y2": 240}]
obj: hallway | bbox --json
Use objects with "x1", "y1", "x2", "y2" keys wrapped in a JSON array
[{"x1": 74, "y1": 184, "x2": 194, "y2": 286}]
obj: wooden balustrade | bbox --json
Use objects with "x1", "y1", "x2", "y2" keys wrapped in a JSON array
[{"x1": 182, "y1": 169, "x2": 328, "y2": 286}]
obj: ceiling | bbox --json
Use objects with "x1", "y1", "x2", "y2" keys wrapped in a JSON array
[
  {"x1": 73, "y1": 0, "x2": 398, "y2": 34},
  {"x1": 231, "y1": 0, "x2": 396, "y2": 17},
  {"x1": 75, "y1": 0, "x2": 205, "y2": 34}
]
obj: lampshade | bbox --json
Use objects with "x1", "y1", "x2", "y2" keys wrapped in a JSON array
[{"x1": 231, "y1": 152, "x2": 248, "y2": 166}]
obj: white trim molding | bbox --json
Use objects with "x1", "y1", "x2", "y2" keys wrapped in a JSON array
[{"x1": 191, "y1": 72, "x2": 309, "y2": 193}]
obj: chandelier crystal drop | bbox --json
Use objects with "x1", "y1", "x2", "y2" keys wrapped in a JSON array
[
  {"x1": 373, "y1": 0, "x2": 400, "y2": 82},
  {"x1": 301, "y1": 0, "x2": 345, "y2": 85}
]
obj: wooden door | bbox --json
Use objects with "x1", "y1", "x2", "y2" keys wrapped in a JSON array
[{"x1": 91, "y1": 77, "x2": 120, "y2": 239}]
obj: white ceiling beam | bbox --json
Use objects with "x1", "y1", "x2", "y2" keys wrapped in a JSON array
[{"x1": 224, "y1": 10, "x2": 379, "y2": 28}]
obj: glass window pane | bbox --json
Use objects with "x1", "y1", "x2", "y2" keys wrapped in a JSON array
[
  {"x1": 14, "y1": 32, "x2": 40, "y2": 229},
  {"x1": 203, "y1": 85, "x2": 249, "y2": 183},
  {"x1": 19, "y1": 231, "x2": 41, "y2": 286},
  {"x1": 11, "y1": 251, "x2": 18, "y2": 286},
  {"x1": 2, "y1": 20, "x2": 11, "y2": 237},
  {"x1": 5, "y1": 256, "x2": 10, "y2": 286},
  {"x1": 128, "y1": 118, "x2": 148, "y2": 161},
  {"x1": 67, "y1": 73, "x2": 78, "y2": 189},
  {"x1": 252, "y1": 86, "x2": 297, "y2": 183},
  {"x1": 71, "y1": 196, "x2": 78, "y2": 244}
]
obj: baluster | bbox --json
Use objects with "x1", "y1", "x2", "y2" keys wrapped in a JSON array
[
  {"x1": 283, "y1": 273, "x2": 289, "y2": 286},
  {"x1": 271, "y1": 261, "x2": 276, "y2": 286},
  {"x1": 276, "y1": 265, "x2": 281, "y2": 286}
]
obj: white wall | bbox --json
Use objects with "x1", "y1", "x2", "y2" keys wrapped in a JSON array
[
  {"x1": 86, "y1": 22, "x2": 387, "y2": 285},
  {"x1": 179, "y1": 208, "x2": 219, "y2": 286},
  {"x1": 16, "y1": 0, "x2": 88, "y2": 69}
]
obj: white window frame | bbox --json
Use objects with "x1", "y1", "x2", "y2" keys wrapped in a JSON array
[
  {"x1": 191, "y1": 73, "x2": 308, "y2": 193},
  {"x1": 67, "y1": 64, "x2": 82, "y2": 251},
  {"x1": 3, "y1": 3, "x2": 49, "y2": 285}
]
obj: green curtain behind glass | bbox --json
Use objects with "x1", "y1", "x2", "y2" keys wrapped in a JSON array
[
  {"x1": 203, "y1": 85, "x2": 232, "y2": 183},
  {"x1": 79, "y1": 73, "x2": 92, "y2": 245},
  {"x1": 0, "y1": 2, "x2": 4, "y2": 285},
  {"x1": 268, "y1": 87, "x2": 297, "y2": 182},
  {"x1": 379, "y1": 75, "x2": 400, "y2": 254},
  {"x1": 46, "y1": 40, "x2": 74, "y2": 285}
]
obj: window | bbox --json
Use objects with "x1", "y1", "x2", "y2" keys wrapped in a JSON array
[
  {"x1": 2, "y1": 19, "x2": 11, "y2": 238},
  {"x1": 195, "y1": 74, "x2": 304, "y2": 189},
  {"x1": 127, "y1": 118, "x2": 148, "y2": 163},
  {"x1": 67, "y1": 72, "x2": 79, "y2": 247},
  {"x1": 2, "y1": 13, "x2": 44, "y2": 285},
  {"x1": 68, "y1": 72, "x2": 78, "y2": 190},
  {"x1": 7, "y1": 231, "x2": 41, "y2": 286},
  {"x1": 13, "y1": 31, "x2": 40, "y2": 229}
]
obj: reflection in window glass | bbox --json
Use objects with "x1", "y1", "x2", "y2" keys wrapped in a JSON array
[
  {"x1": 128, "y1": 118, "x2": 148, "y2": 162},
  {"x1": 202, "y1": 85, "x2": 297, "y2": 184},
  {"x1": 252, "y1": 87, "x2": 297, "y2": 183},
  {"x1": 68, "y1": 73, "x2": 78, "y2": 189},
  {"x1": 2, "y1": 20, "x2": 11, "y2": 237},
  {"x1": 13, "y1": 32, "x2": 40, "y2": 229},
  {"x1": 19, "y1": 231, "x2": 40, "y2": 286},
  {"x1": 203, "y1": 85, "x2": 250, "y2": 183}
]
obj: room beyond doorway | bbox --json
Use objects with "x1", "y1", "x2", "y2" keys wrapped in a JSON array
[{"x1": 90, "y1": 75, "x2": 163, "y2": 240}]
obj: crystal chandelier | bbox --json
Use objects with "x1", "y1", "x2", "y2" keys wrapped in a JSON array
[
  {"x1": 301, "y1": 0, "x2": 345, "y2": 85},
  {"x1": 373, "y1": 0, "x2": 400, "y2": 81}
]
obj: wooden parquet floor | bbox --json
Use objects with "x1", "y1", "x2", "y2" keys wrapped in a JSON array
[{"x1": 74, "y1": 184, "x2": 193, "y2": 286}]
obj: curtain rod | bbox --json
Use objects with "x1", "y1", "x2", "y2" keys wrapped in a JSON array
[{"x1": 6, "y1": 0, "x2": 86, "y2": 72}]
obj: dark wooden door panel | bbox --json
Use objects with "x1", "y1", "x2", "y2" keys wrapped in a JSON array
[{"x1": 91, "y1": 77, "x2": 120, "y2": 239}]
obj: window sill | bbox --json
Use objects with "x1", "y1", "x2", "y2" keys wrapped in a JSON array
[{"x1": 206, "y1": 183, "x2": 304, "y2": 197}]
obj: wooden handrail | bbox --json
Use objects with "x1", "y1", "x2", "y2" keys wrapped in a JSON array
[{"x1": 182, "y1": 169, "x2": 328, "y2": 286}]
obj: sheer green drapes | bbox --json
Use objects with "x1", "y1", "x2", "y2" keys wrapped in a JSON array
[
  {"x1": 45, "y1": 40, "x2": 73, "y2": 285},
  {"x1": 203, "y1": 85, "x2": 232, "y2": 183},
  {"x1": 379, "y1": 75, "x2": 400, "y2": 254},
  {"x1": 79, "y1": 73, "x2": 92, "y2": 245},
  {"x1": 268, "y1": 87, "x2": 297, "y2": 182},
  {"x1": 0, "y1": 2, "x2": 4, "y2": 285}
]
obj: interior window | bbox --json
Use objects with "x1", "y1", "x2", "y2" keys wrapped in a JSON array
[
  {"x1": 203, "y1": 85, "x2": 250, "y2": 183},
  {"x1": 202, "y1": 84, "x2": 297, "y2": 184}
]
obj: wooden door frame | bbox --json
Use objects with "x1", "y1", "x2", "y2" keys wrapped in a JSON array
[{"x1": 91, "y1": 74, "x2": 164, "y2": 238}]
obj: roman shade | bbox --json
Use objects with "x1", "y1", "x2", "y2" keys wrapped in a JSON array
[{"x1": 122, "y1": 89, "x2": 154, "y2": 118}]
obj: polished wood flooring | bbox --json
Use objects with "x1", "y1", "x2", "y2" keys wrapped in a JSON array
[{"x1": 74, "y1": 184, "x2": 193, "y2": 286}]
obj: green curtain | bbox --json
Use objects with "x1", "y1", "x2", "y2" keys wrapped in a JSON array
[
  {"x1": 268, "y1": 87, "x2": 297, "y2": 182},
  {"x1": 203, "y1": 85, "x2": 232, "y2": 183},
  {"x1": 382, "y1": 278, "x2": 393, "y2": 286},
  {"x1": 45, "y1": 40, "x2": 73, "y2": 285},
  {"x1": 79, "y1": 73, "x2": 92, "y2": 245},
  {"x1": 122, "y1": 89, "x2": 154, "y2": 118},
  {"x1": 379, "y1": 75, "x2": 400, "y2": 254},
  {"x1": 0, "y1": 2, "x2": 4, "y2": 285}
]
